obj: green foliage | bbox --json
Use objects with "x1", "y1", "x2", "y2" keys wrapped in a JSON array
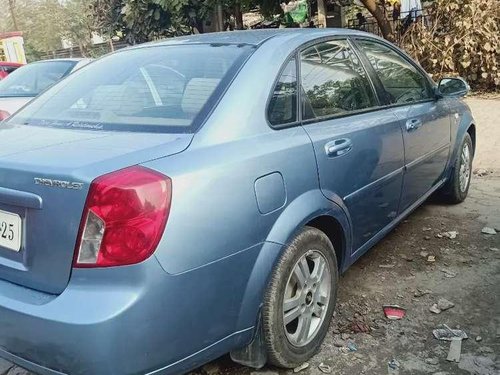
[
  {"x1": 120, "y1": 0, "x2": 175, "y2": 43},
  {"x1": 90, "y1": 0, "x2": 210, "y2": 44},
  {"x1": 89, "y1": 0, "x2": 122, "y2": 37},
  {"x1": 15, "y1": 0, "x2": 66, "y2": 53},
  {"x1": 1, "y1": 0, "x2": 96, "y2": 60},
  {"x1": 63, "y1": 0, "x2": 94, "y2": 49},
  {"x1": 256, "y1": 0, "x2": 282, "y2": 18},
  {"x1": 401, "y1": 0, "x2": 500, "y2": 90},
  {"x1": 90, "y1": 0, "x2": 267, "y2": 44}
]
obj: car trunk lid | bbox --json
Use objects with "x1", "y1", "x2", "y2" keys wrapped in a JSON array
[{"x1": 0, "y1": 123, "x2": 192, "y2": 294}]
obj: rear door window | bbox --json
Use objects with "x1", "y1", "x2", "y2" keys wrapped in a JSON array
[{"x1": 300, "y1": 39, "x2": 378, "y2": 120}]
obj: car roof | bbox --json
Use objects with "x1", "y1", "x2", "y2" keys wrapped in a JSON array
[
  {"x1": 134, "y1": 28, "x2": 375, "y2": 49},
  {"x1": 36, "y1": 58, "x2": 88, "y2": 63}
]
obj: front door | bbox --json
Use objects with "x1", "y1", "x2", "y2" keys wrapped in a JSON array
[
  {"x1": 299, "y1": 39, "x2": 405, "y2": 252},
  {"x1": 354, "y1": 39, "x2": 451, "y2": 211}
]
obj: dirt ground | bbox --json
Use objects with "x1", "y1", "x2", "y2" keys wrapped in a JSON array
[
  {"x1": 191, "y1": 98, "x2": 500, "y2": 375},
  {"x1": 1, "y1": 98, "x2": 499, "y2": 375}
]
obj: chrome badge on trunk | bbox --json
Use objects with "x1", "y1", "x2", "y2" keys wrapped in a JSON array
[{"x1": 34, "y1": 178, "x2": 84, "y2": 190}]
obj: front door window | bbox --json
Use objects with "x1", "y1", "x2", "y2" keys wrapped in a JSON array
[{"x1": 355, "y1": 39, "x2": 433, "y2": 105}]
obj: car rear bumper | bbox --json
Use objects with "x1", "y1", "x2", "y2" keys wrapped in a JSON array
[
  {"x1": 0, "y1": 348, "x2": 64, "y2": 375},
  {"x1": 0, "y1": 327, "x2": 253, "y2": 375},
  {"x1": 0, "y1": 244, "x2": 267, "y2": 375},
  {"x1": 0, "y1": 256, "x2": 170, "y2": 375}
]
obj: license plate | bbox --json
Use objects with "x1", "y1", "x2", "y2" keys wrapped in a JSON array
[{"x1": 0, "y1": 210, "x2": 22, "y2": 252}]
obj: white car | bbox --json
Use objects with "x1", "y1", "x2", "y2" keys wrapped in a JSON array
[{"x1": 0, "y1": 58, "x2": 91, "y2": 120}]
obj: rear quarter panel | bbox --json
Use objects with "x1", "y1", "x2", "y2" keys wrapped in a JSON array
[{"x1": 144, "y1": 126, "x2": 320, "y2": 274}]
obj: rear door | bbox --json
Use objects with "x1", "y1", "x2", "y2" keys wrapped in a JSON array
[
  {"x1": 298, "y1": 38, "x2": 405, "y2": 252},
  {"x1": 354, "y1": 38, "x2": 451, "y2": 211}
]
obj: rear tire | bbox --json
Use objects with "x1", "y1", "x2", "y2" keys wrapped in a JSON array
[
  {"x1": 439, "y1": 133, "x2": 473, "y2": 204},
  {"x1": 262, "y1": 227, "x2": 338, "y2": 368}
]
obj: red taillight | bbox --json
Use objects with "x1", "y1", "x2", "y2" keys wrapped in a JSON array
[
  {"x1": 74, "y1": 166, "x2": 172, "y2": 268},
  {"x1": 0, "y1": 110, "x2": 10, "y2": 121}
]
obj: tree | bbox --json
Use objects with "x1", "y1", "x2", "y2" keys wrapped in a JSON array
[
  {"x1": 9, "y1": 0, "x2": 67, "y2": 53},
  {"x1": 89, "y1": 0, "x2": 261, "y2": 44},
  {"x1": 8, "y1": 0, "x2": 19, "y2": 30},
  {"x1": 358, "y1": 0, "x2": 394, "y2": 41},
  {"x1": 401, "y1": 0, "x2": 499, "y2": 90},
  {"x1": 89, "y1": 0, "x2": 203, "y2": 44},
  {"x1": 62, "y1": 0, "x2": 95, "y2": 55},
  {"x1": 0, "y1": 0, "x2": 100, "y2": 60}
]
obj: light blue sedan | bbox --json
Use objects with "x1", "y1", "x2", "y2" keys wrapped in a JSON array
[{"x1": 0, "y1": 29, "x2": 475, "y2": 375}]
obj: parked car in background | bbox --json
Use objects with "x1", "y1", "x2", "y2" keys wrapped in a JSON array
[
  {"x1": 0, "y1": 62, "x2": 23, "y2": 80},
  {"x1": 0, "y1": 29, "x2": 475, "y2": 375},
  {"x1": 0, "y1": 58, "x2": 91, "y2": 120}
]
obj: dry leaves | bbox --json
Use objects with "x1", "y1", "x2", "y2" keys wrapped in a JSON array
[{"x1": 401, "y1": 0, "x2": 500, "y2": 90}]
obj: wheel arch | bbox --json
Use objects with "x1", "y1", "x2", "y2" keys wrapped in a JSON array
[
  {"x1": 450, "y1": 120, "x2": 476, "y2": 172},
  {"x1": 306, "y1": 215, "x2": 346, "y2": 273},
  {"x1": 446, "y1": 105, "x2": 476, "y2": 180},
  {"x1": 234, "y1": 189, "x2": 351, "y2": 333},
  {"x1": 467, "y1": 123, "x2": 476, "y2": 156}
]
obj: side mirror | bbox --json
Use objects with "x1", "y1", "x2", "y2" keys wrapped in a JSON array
[{"x1": 437, "y1": 77, "x2": 470, "y2": 98}]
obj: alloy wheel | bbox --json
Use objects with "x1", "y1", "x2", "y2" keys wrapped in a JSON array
[
  {"x1": 282, "y1": 250, "x2": 331, "y2": 347},
  {"x1": 459, "y1": 142, "x2": 471, "y2": 192}
]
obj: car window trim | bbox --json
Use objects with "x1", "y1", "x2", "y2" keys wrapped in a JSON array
[
  {"x1": 266, "y1": 34, "x2": 437, "y2": 131},
  {"x1": 267, "y1": 35, "x2": 384, "y2": 130},
  {"x1": 350, "y1": 36, "x2": 437, "y2": 106},
  {"x1": 266, "y1": 35, "x2": 359, "y2": 130},
  {"x1": 300, "y1": 105, "x2": 389, "y2": 126},
  {"x1": 297, "y1": 36, "x2": 434, "y2": 126}
]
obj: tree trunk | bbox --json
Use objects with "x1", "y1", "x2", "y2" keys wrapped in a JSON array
[
  {"x1": 195, "y1": 18, "x2": 204, "y2": 34},
  {"x1": 216, "y1": 4, "x2": 224, "y2": 32},
  {"x1": 317, "y1": 0, "x2": 327, "y2": 27},
  {"x1": 359, "y1": 0, "x2": 394, "y2": 41},
  {"x1": 8, "y1": 0, "x2": 19, "y2": 30},
  {"x1": 234, "y1": 3, "x2": 244, "y2": 30}
]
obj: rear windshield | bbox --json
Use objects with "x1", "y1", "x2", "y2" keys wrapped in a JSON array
[
  {"x1": 9, "y1": 44, "x2": 254, "y2": 133},
  {"x1": 0, "y1": 61, "x2": 75, "y2": 97}
]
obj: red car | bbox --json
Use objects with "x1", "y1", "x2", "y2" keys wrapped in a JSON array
[{"x1": 0, "y1": 62, "x2": 23, "y2": 80}]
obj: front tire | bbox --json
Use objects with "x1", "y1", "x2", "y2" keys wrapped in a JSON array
[
  {"x1": 440, "y1": 133, "x2": 473, "y2": 204},
  {"x1": 262, "y1": 227, "x2": 338, "y2": 368}
]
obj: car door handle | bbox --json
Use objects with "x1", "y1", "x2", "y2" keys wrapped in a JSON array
[
  {"x1": 406, "y1": 118, "x2": 423, "y2": 132},
  {"x1": 325, "y1": 138, "x2": 353, "y2": 157}
]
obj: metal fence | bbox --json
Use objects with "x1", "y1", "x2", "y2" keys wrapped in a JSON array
[
  {"x1": 41, "y1": 7, "x2": 434, "y2": 59},
  {"x1": 40, "y1": 40, "x2": 129, "y2": 60},
  {"x1": 347, "y1": 8, "x2": 433, "y2": 44}
]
